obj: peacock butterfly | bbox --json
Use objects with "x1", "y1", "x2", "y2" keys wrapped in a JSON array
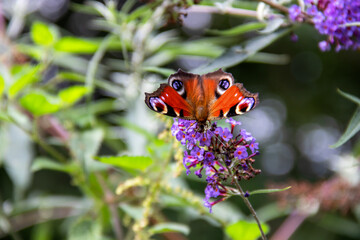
[{"x1": 145, "y1": 69, "x2": 259, "y2": 129}]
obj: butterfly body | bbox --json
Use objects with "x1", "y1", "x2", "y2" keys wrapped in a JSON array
[{"x1": 145, "y1": 69, "x2": 259, "y2": 125}]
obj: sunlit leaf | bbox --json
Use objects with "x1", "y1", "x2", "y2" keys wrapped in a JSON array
[
  {"x1": 9, "y1": 65, "x2": 40, "y2": 98},
  {"x1": 331, "y1": 107, "x2": 360, "y2": 148},
  {"x1": 68, "y1": 218, "x2": 101, "y2": 240},
  {"x1": 207, "y1": 22, "x2": 266, "y2": 36},
  {"x1": 55, "y1": 37, "x2": 99, "y2": 53},
  {"x1": 0, "y1": 74, "x2": 4, "y2": 96},
  {"x1": 59, "y1": 85, "x2": 89, "y2": 106},
  {"x1": 20, "y1": 91, "x2": 60, "y2": 116},
  {"x1": 149, "y1": 223, "x2": 190, "y2": 236},
  {"x1": 95, "y1": 156, "x2": 153, "y2": 171},
  {"x1": 31, "y1": 22, "x2": 57, "y2": 46},
  {"x1": 249, "y1": 186, "x2": 291, "y2": 195},
  {"x1": 194, "y1": 29, "x2": 290, "y2": 74},
  {"x1": 225, "y1": 220, "x2": 269, "y2": 240}
]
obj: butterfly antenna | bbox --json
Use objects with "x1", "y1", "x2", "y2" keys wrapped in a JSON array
[
  {"x1": 184, "y1": 121, "x2": 197, "y2": 132},
  {"x1": 207, "y1": 124, "x2": 227, "y2": 150}
]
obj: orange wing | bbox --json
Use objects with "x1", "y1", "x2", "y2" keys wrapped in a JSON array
[
  {"x1": 209, "y1": 83, "x2": 259, "y2": 120},
  {"x1": 145, "y1": 84, "x2": 194, "y2": 119}
]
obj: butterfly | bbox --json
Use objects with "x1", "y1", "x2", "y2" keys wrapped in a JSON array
[{"x1": 144, "y1": 69, "x2": 259, "y2": 129}]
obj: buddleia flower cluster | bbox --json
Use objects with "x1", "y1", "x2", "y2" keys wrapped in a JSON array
[
  {"x1": 288, "y1": 0, "x2": 360, "y2": 51},
  {"x1": 171, "y1": 118, "x2": 260, "y2": 212}
]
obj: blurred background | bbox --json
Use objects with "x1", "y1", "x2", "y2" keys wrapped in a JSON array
[{"x1": 0, "y1": 0, "x2": 359, "y2": 239}]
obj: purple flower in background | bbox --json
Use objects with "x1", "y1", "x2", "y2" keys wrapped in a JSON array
[
  {"x1": 288, "y1": 0, "x2": 360, "y2": 51},
  {"x1": 171, "y1": 118, "x2": 261, "y2": 212},
  {"x1": 289, "y1": 5, "x2": 303, "y2": 22}
]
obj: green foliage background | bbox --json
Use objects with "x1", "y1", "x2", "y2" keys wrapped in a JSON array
[{"x1": 0, "y1": 0, "x2": 359, "y2": 240}]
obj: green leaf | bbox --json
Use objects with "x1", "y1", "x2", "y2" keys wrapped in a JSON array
[
  {"x1": 31, "y1": 22, "x2": 57, "y2": 46},
  {"x1": 331, "y1": 107, "x2": 360, "y2": 148},
  {"x1": 95, "y1": 156, "x2": 153, "y2": 171},
  {"x1": 194, "y1": 29, "x2": 290, "y2": 74},
  {"x1": 225, "y1": 220, "x2": 269, "y2": 240},
  {"x1": 31, "y1": 157, "x2": 75, "y2": 173},
  {"x1": 0, "y1": 74, "x2": 4, "y2": 96},
  {"x1": 55, "y1": 37, "x2": 99, "y2": 53},
  {"x1": 249, "y1": 186, "x2": 291, "y2": 195},
  {"x1": 259, "y1": 18, "x2": 285, "y2": 34},
  {"x1": 207, "y1": 22, "x2": 266, "y2": 36},
  {"x1": 9, "y1": 65, "x2": 40, "y2": 98},
  {"x1": 149, "y1": 223, "x2": 190, "y2": 236},
  {"x1": 20, "y1": 91, "x2": 60, "y2": 116},
  {"x1": 338, "y1": 89, "x2": 360, "y2": 105},
  {"x1": 59, "y1": 86, "x2": 89, "y2": 106},
  {"x1": 142, "y1": 66, "x2": 175, "y2": 77},
  {"x1": 68, "y1": 218, "x2": 102, "y2": 240}
]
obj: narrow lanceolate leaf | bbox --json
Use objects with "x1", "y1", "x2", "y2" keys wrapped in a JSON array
[
  {"x1": 337, "y1": 89, "x2": 360, "y2": 105},
  {"x1": 20, "y1": 91, "x2": 60, "y2": 116},
  {"x1": 194, "y1": 29, "x2": 290, "y2": 74},
  {"x1": 207, "y1": 22, "x2": 267, "y2": 36},
  {"x1": 225, "y1": 220, "x2": 270, "y2": 240},
  {"x1": 142, "y1": 66, "x2": 175, "y2": 77},
  {"x1": 59, "y1": 85, "x2": 89, "y2": 107},
  {"x1": 259, "y1": 18, "x2": 285, "y2": 34},
  {"x1": 31, "y1": 22, "x2": 57, "y2": 46},
  {"x1": 331, "y1": 107, "x2": 360, "y2": 148},
  {"x1": 149, "y1": 223, "x2": 190, "y2": 236},
  {"x1": 249, "y1": 186, "x2": 291, "y2": 195},
  {"x1": 95, "y1": 156, "x2": 153, "y2": 171},
  {"x1": 31, "y1": 157, "x2": 76, "y2": 173}
]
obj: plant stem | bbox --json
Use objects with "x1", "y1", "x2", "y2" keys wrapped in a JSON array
[
  {"x1": 233, "y1": 177, "x2": 267, "y2": 240},
  {"x1": 221, "y1": 159, "x2": 267, "y2": 240},
  {"x1": 257, "y1": 0, "x2": 289, "y2": 14}
]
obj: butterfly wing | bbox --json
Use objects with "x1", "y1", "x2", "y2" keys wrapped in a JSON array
[
  {"x1": 145, "y1": 70, "x2": 200, "y2": 119},
  {"x1": 208, "y1": 83, "x2": 259, "y2": 120}
]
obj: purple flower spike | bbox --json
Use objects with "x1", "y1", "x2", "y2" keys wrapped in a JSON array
[
  {"x1": 214, "y1": 127, "x2": 223, "y2": 135},
  {"x1": 226, "y1": 118, "x2": 241, "y2": 126},
  {"x1": 199, "y1": 132, "x2": 212, "y2": 146},
  {"x1": 289, "y1": 1, "x2": 360, "y2": 51},
  {"x1": 221, "y1": 128, "x2": 233, "y2": 142},
  {"x1": 191, "y1": 147, "x2": 204, "y2": 161},
  {"x1": 171, "y1": 118, "x2": 260, "y2": 213},
  {"x1": 234, "y1": 146, "x2": 248, "y2": 159},
  {"x1": 249, "y1": 139, "x2": 259, "y2": 153}
]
